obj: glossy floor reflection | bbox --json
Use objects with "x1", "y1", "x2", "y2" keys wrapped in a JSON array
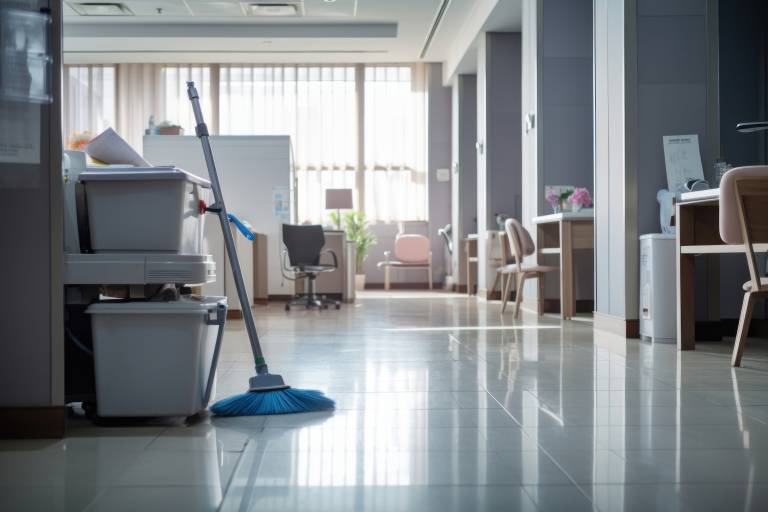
[{"x1": 4, "y1": 290, "x2": 768, "y2": 511}]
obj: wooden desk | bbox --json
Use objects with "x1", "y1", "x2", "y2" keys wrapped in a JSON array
[
  {"x1": 533, "y1": 211, "x2": 594, "y2": 319},
  {"x1": 675, "y1": 189, "x2": 768, "y2": 350}
]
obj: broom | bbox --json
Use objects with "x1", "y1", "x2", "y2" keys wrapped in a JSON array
[{"x1": 187, "y1": 81, "x2": 335, "y2": 416}]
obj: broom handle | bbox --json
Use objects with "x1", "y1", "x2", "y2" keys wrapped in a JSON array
[{"x1": 187, "y1": 82, "x2": 269, "y2": 375}]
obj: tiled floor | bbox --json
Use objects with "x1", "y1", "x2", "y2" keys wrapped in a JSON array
[{"x1": 4, "y1": 290, "x2": 768, "y2": 511}]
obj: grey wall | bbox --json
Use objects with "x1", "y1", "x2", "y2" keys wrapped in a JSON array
[
  {"x1": 427, "y1": 62, "x2": 453, "y2": 285},
  {"x1": 539, "y1": 0, "x2": 594, "y2": 303},
  {"x1": 0, "y1": 0, "x2": 64, "y2": 408},
  {"x1": 718, "y1": 0, "x2": 768, "y2": 319},
  {"x1": 540, "y1": 0, "x2": 594, "y2": 213},
  {"x1": 451, "y1": 74, "x2": 478, "y2": 284},
  {"x1": 477, "y1": 32, "x2": 523, "y2": 292},
  {"x1": 636, "y1": 0, "x2": 712, "y2": 237}
]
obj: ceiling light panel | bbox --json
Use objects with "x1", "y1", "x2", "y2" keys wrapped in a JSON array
[
  {"x1": 244, "y1": 1, "x2": 304, "y2": 17},
  {"x1": 68, "y1": 2, "x2": 134, "y2": 15},
  {"x1": 304, "y1": 0, "x2": 356, "y2": 17},
  {"x1": 185, "y1": 1, "x2": 247, "y2": 16}
]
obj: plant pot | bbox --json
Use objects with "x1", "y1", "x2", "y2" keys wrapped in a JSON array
[
  {"x1": 572, "y1": 204, "x2": 584, "y2": 212},
  {"x1": 354, "y1": 274, "x2": 366, "y2": 291}
]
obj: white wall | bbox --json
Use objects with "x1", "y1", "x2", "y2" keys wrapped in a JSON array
[
  {"x1": 593, "y1": 0, "x2": 638, "y2": 321},
  {"x1": 521, "y1": 0, "x2": 541, "y2": 300},
  {"x1": 143, "y1": 135, "x2": 294, "y2": 297}
]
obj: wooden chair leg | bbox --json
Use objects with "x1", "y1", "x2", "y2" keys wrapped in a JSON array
[
  {"x1": 384, "y1": 266, "x2": 390, "y2": 291},
  {"x1": 501, "y1": 273, "x2": 512, "y2": 313},
  {"x1": 537, "y1": 273, "x2": 545, "y2": 316},
  {"x1": 514, "y1": 274, "x2": 526, "y2": 319},
  {"x1": 490, "y1": 272, "x2": 500, "y2": 298},
  {"x1": 732, "y1": 291, "x2": 758, "y2": 367},
  {"x1": 428, "y1": 264, "x2": 433, "y2": 290}
]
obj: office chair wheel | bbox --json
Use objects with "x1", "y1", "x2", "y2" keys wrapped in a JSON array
[
  {"x1": 322, "y1": 304, "x2": 329, "y2": 309},
  {"x1": 335, "y1": 303, "x2": 341, "y2": 310},
  {"x1": 285, "y1": 303, "x2": 290, "y2": 311}
]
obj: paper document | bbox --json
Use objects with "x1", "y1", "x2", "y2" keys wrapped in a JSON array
[
  {"x1": 663, "y1": 135, "x2": 704, "y2": 192},
  {"x1": 86, "y1": 127, "x2": 150, "y2": 167}
]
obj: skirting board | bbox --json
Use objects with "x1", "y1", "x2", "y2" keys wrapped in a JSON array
[
  {"x1": 0, "y1": 406, "x2": 66, "y2": 439},
  {"x1": 594, "y1": 311, "x2": 640, "y2": 338}
]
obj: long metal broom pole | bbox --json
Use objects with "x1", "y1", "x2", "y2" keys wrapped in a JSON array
[{"x1": 187, "y1": 82, "x2": 269, "y2": 375}]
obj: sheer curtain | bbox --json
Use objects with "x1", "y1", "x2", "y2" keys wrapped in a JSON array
[
  {"x1": 219, "y1": 65, "x2": 357, "y2": 223},
  {"x1": 364, "y1": 64, "x2": 427, "y2": 222},
  {"x1": 62, "y1": 65, "x2": 116, "y2": 145},
  {"x1": 116, "y1": 64, "x2": 212, "y2": 153}
]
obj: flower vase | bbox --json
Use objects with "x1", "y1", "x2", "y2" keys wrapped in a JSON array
[{"x1": 572, "y1": 204, "x2": 583, "y2": 212}]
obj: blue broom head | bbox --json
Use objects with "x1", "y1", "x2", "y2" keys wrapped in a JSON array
[{"x1": 210, "y1": 387, "x2": 335, "y2": 416}]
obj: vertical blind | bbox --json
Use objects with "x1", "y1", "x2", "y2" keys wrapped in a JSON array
[{"x1": 61, "y1": 63, "x2": 427, "y2": 223}]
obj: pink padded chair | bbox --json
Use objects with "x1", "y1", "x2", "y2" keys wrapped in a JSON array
[
  {"x1": 501, "y1": 218, "x2": 556, "y2": 318},
  {"x1": 377, "y1": 233, "x2": 432, "y2": 290},
  {"x1": 719, "y1": 166, "x2": 768, "y2": 366}
]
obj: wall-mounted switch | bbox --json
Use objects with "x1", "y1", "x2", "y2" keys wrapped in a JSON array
[{"x1": 436, "y1": 168, "x2": 451, "y2": 182}]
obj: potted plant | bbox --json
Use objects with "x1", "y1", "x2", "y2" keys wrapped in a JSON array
[
  {"x1": 156, "y1": 121, "x2": 185, "y2": 136},
  {"x1": 545, "y1": 187, "x2": 575, "y2": 213},
  {"x1": 339, "y1": 211, "x2": 376, "y2": 291}
]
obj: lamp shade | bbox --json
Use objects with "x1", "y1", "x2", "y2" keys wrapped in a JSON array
[{"x1": 325, "y1": 188, "x2": 353, "y2": 209}]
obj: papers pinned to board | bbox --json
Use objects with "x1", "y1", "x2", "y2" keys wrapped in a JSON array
[{"x1": 663, "y1": 134, "x2": 704, "y2": 193}]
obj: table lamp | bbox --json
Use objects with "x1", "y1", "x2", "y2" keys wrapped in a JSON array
[{"x1": 325, "y1": 188, "x2": 353, "y2": 230}]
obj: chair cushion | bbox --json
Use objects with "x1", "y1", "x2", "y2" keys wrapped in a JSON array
[
  {"x1": 394, "y1": 234, "x2": 431, "y2": 263},
  {"x1": 719, "y1": 166, "x2": 768, "y2": 244},
  {"x1": 743, "y1": 278, "x2": 768, "y2": 292}
]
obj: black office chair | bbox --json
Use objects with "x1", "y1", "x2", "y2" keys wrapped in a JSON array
[{"x1": 282, "y1": 224, "x2": 341, "y2": 311}]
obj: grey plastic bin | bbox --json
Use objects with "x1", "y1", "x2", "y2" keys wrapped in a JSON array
[
  {"x1": 79, "y1": 166, "x2": 210, "y2": 254},
  {"x1": 87, "y1": 296, "x2": 227, "y2": 417}
]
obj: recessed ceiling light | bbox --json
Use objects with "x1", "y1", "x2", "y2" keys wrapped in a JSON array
[
  {"x1": 246, "y1": 3, "x2": 299, "y2": 16},
  {"x1": 68, "y1": 2, "x2": 133, "y2": 16},
  {"x1": 324, "y1": 0, "x2": 337, "y2": 3}
]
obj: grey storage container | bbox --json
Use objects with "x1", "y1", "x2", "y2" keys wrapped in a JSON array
[
  {"x1": 87, "y1": 296, "x2": 226, "y2": 417},
  {"x1": 79, "y1": 166, "x2": 210, "y2": 254}
]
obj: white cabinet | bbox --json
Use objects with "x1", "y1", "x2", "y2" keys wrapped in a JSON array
[
  {"x1": 144, "y1": 135, "x2": 296, "y2": 303},
  {"x1": 639, "y1": 234, "x2": 676, "y2": 343}
]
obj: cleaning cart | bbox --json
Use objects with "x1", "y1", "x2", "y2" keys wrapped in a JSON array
[{"x1": 63, "y1": 152, "x2": 229, "y2": 418}]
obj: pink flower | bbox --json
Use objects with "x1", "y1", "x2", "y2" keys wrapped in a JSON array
[
  {"x1": 569, "y1": 187, "x2": 592, "y2": 207},
  {"x1": 546, "y1": 190, "x2": 560, "y2": 207}
]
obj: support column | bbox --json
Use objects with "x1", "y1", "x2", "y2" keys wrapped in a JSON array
[{"x1": 476, "y1": 32, "x2": 522, "y2": 298}]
